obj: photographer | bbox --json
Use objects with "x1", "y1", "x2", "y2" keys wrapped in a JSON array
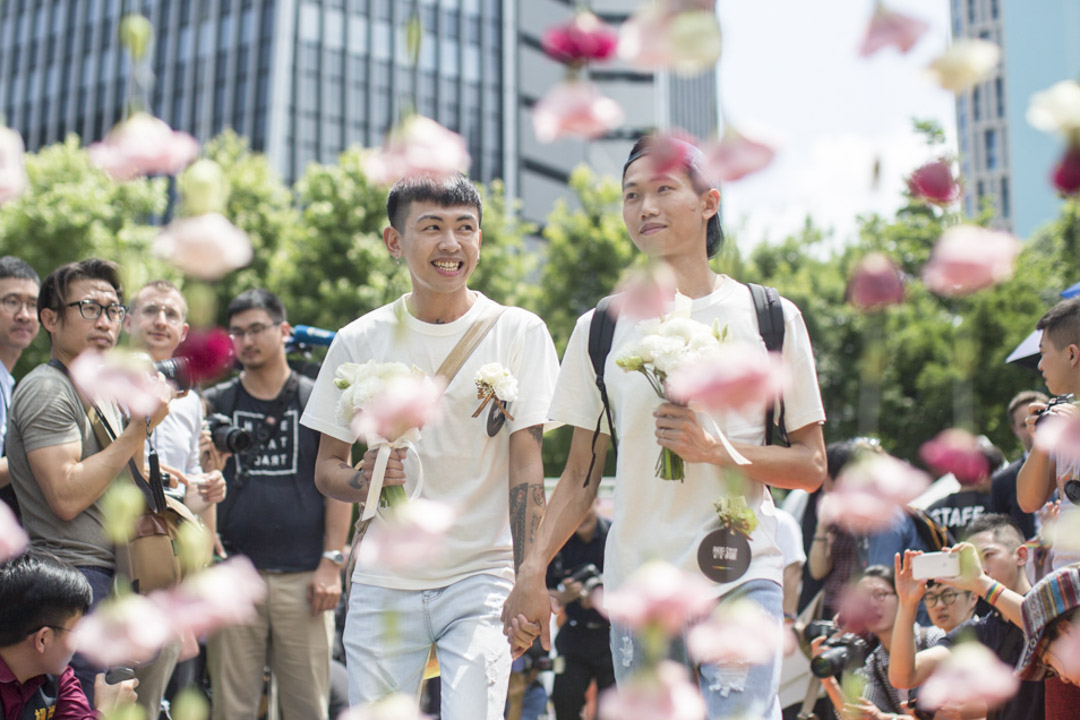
[
  {"x1": 546, "y1": 500, "x2": 614, "y2": 720},
  {"x1": 811, "y1": 564, "x2": 943, "y2": 720},
  {"x1": 203, "y1": 289, "x2": 350, "y2": 720}
]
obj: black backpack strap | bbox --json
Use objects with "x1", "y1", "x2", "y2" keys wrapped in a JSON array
[
  {"x1": 747, "y1": 283, "x2": 787, "y2": 446},
  {"x1": 585, "y1": 297, "x2": 618, "y2": 487}
]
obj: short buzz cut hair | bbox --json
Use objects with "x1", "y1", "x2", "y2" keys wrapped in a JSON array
[
  {"x1": 0, "y1": 256, "x2": 40, "y2": 285},
  {"x1": 0, "y1": 549, "x2": 91, "y2": 647},
  {"x1": 385, "y1": 173, "x2": 482, "y2": 232},
  {"x1": 1008, "y1": 390, "x2": 1049, "y2": 424},
  {"x1": 226, "y1": 287, "x2": 286, "y2": 325},
  {"x1": 962, "y1": 512, "x2": 1025, "y2": 552},
  {"x1": 37, "y1": 258, "x2": 123, "y2": 329},
  {"x1": 132, "y1": 279, "x2": 188, "y2": 317},
  {"x1": 1037, "y1": 297, "x2": 1080, "y2": 352}
]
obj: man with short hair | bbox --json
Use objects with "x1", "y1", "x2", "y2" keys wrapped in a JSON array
[
  {"x1": 204, "y1": 288, "x2": 350, "y2": 720},
  {"x1": 0, "y1": 256, "x2": 40, "y2": 515},
  {"x1": 0, "y1": 549, "x2": 138, "y2": 719},
  {"x1": 891, "y1": 514, "x2": 1043, "y2": 720},
  {"x1": 6, "y1": 258, "x2": 170, "y2": 703},
  {"x1": 303, "y1": 173, "x2": 559, "y2": 717},
  {"x1": 503, "y1": 137, "x2": 827, "y2": 720},
  {"x1": 990, "y1": 390, "x2": 1049, "y2": 539}
]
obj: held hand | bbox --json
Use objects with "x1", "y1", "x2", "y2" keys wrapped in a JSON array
[
  {"x1": 508, "y1": 616, "x2": 543, "y2": 659},
  {"x1": 93, "y1": 674, "x2": 139, "y2": 712},
  {"x1": 653, "y1": 402, "x2": 720, "y2": 465},
  {"x1": 361, "y1": 446, "x2": 407, "y2": 488},
  {"x1": 200, "y1": 429, "x2": 232, "y2": 473},
  {"x1": 196, "y1": 470, "x2": 227, "y2": 504},
  {"x1": 502, "y1": 575, "x2": 553, "y2": 653},
  {"x1": 894, "y1": 550, "x2": 928, "y2": 606},
  {"x1": 307, "y1": 559, "x2": 343, "y2": 616}
]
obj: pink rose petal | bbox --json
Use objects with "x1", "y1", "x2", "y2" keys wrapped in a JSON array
[
  {"x1": 355, "y1": 499, "x2": 456, "y2": 572},
  {"x1": 820, "y1": 454, "x2": 931, "y2": 534},
  {"x1": 908, "y1": 159, "x2": 961, "y2": 205},
  {"x1": 350, "y1": 375, "x2": 444, "y2": 445},
  {"x1": 175, "y1": 328, "x2": 235, "y2": 383},
  {"x1": 859, "y1": 6, "x2": 930, "y2": 57},
  {"x1": 919, "y1": 428, "x2": 991, "y2": 485},
  {"x1": 69, "y1": 350, "x2": 174, "y2": 418},
  {"x1": 0, "y1": 126, "x2": 28, "y2": 205},
  {"x1": 1053, "y1": 145, "x2": 1080, "y2": 196},
  {"x1": 922, "y1": 225, "x2": 1019, "y2": 297},
  {"x1": 362, "y1": 116, "x2": 471, "y2": 186},
  {"x1": 532, "y1": 81, "x2": 624, "y2": 143},
  {"x1": 665, "y1": 343, "x2": 788, "y2": 414},
  {"x1": 152, "y1": 213, "x2": 253, "y2": 280},
  {"x1": 0, "y1": 502, "x2": 29, "y2": 563},
  {"x1": 609, "y1": 263, "x2": 677, "y2": 320},
  {"x1": 541, "y1": 11, "x2": 619, "y2": 64},
  {"x1": 151, "y1": 556, "x2": 267, "y2": 639},
  {"x1": 702, "y1": 130, "x2": 776, "y2": 183},
  {"x1": 918, "y1": 642, "x2": 1019, "y2": 710},
  {"x1": 686, "y1": 599, "x2": 782, "y2": 666},
  {"x1": 598, "y1": 660, "x2": 706, "y2": 720},
  {"x1": 848, "y1": 252, "x2": 905, "y2": 311},
  {"x1": 88, "y1": 113, "x2": 199, "y2": 181},
  {"x1": 601, "y1": 560, "x2": 717, "y2": 635},
  {"x1": 76, "y1": 594, "x2": 176, "y2": 666}
]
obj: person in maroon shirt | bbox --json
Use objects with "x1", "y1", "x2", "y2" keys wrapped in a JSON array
[{"x1": 0, "y1": 550, "x2": 136, "y2": 719}]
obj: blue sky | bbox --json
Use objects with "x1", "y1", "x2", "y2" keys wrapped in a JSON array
[{"x1": 713, "y1": 0, "x2": 957, "y2": 251}]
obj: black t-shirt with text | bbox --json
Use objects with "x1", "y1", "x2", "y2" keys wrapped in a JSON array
[
  {"x1": 205, "y1": 375, "x2": 324, "y2": 572},
  {"x1": 927, "y1": 489, "x2": 990, "y2": 540}
]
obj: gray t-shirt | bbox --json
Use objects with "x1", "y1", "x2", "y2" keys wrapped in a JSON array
[{"x1": 8, "y1": 363, "x2": 126, "y2": 569}]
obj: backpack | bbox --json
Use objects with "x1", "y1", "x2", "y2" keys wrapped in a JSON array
[
  {"x1": 906, "y1": 505, "x2": 955, "y2": 551},
  {"x1": 583, "y1": 283, "x2": 787, "y2": 484}
]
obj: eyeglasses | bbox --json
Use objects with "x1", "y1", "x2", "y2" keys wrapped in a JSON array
[
  {"x1": 0, "y1": 295, "x2": 36, "y2": 315},
  {"x1": 228, "y1": 322, "x2": 280, "y2": 341},
  {"x1": 136, "y1": 303, "x2": 184, "y2": 325},
  {"x1": 923, "y1": 590, "x2": 966, "y2": 608},
  {"x1": 66, "y1": 299, "x2": 126, "y2": 323},
  {"x1": 866, "y1": 590, "x2": 896, "y2": 602}
]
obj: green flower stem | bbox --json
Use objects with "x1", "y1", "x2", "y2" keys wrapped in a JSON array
[{"x1": 380, "y1": 484, "x2": 407, "y2": 508}]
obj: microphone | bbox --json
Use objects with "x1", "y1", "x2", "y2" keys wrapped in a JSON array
[{"x1": 288, "y1": 324, "x2": 336, "y2": 350}]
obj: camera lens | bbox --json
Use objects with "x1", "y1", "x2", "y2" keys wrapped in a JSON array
[
  {"x1": 153, "y1": 357, "x2": 193, "y2": 392},
  {"x1": 1065, "y1": 480, "x2": 1080, "y2": 505}
]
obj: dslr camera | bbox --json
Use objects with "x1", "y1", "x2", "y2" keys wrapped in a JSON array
[
  {"x1": 1034, "y1": 395, "x2": 1080, "y2": 502},
  {"x1": 561, "y1": 563, "x2": 603, "y2": 595},
  {"x1": 206, "y1": 413, "x2": 255, "y2": 454},
  {"x1": 803, "y1": 620, "x2": 870, "y2": 678},
  {"x1": 154, "y1": 357, "x2": 193, "y2": 392}
]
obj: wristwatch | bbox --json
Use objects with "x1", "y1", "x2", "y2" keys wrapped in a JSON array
[{"x1": 321, "y1": 550, "x2": 345, "y2": 566}]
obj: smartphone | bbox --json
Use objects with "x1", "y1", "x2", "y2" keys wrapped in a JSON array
[{"x1": 911, "y1": 552, "x2": 960, "y2": 580}]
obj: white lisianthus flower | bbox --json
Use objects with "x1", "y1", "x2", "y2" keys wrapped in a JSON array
[{"x1": 1028, "y1": 80, "x2": 1080, "y2": 137}]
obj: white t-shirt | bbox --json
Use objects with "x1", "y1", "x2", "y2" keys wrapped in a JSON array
[
  {"x1": 549, "y1": 276, "x2": 826, "y2": 598},
  {"x1": 151, "y1": 390, "x2": 204, "y2": 502},
  {"x1": 775, "y1": 508, "x2": 806, "y2": 568},
  {"x1": 301, "y1": 292, "x2": 560, "y2": 590}
]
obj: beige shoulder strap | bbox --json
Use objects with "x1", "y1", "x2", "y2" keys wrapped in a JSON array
[{"x1": 434, "y1": 303, "x2": 506, "y2": 385}]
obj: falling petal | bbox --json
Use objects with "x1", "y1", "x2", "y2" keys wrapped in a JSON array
[
  {"x1": 1052, "y1": 145, "x2": 1080, "y2": 196},
  {"x1": 350, "y1": 375, "x2": 444, "y2": 445},
  {"x1": 532, "y1": 81, "x2": 624, "y2": 143},
  {"x1": 820, "y1": 454, "x2": 931, "y2": 534},
  {"x1": 69, "y1": 349, "x2": 174, "y2": 418},
  {"x1": 337, "y1": 694, "x2": 432, "y2": 720},
  {"x1": 907, "y1": 158, "x2": 961, "y2": 205},
  {"x1": 702, "y1": 129, "x2": 776, "y2": 182},
  {"x1": 919, "y1": 428, "x2": 991, "y2": 485},
  {"x1": 1027, "y1": 80, "x2": 1080, "y2": 137},
  {"x1": 361, "y1": 116, "x2": 471, "y2": 186},
  {"x1": 152, "y1": 213, "x2": 253, "y2": 280},
  {"x1": 609, "y1": 263, "x2": 678, "y2": 320},
  {"x1": 918, "y1": 642, "x2": 1019, "y2": 710},
  {"x1": 927, "y1": 39, "x2": 1001, "y2": 93},
  {"x1": 598, "y1": 661, "x2": 706, "y2": 720},
  {"x1": 665, "y1": 343, "x2": 788, "y2": 414},
  {"x1": 922, "y1": 225, "x2": 1019, "y2": 297},
  {"x1": 847, "y1": 253, "x2": 905, "y2": 311},
  {"x1": 175, "y1": 328, "x2": 235, "y2": 382},
  {"x1": 356, "y1": 499, "x2": 456, "y2": 572},
  {"x1": 686, "y1": 599, "x2": 782, "y2": 666},
  {"x1": 151, "y1": 556, "x2": 267, "y2": 638},
  {"x1": 88, "y1": 113, "x2": 199, "y2": 180},
  {"x1": 859, "y1": 6, "x2": 930, "y2": 57},
  {"x1": 618, "y1": 3, "x2": 722, "y2": 74},
  {"x1": 541, "y1": 11, "x2": 619, "y2": 64},
  {"x1": 76, "y1": 594, "x2": 175, "y2": 666},
  {"x1": 0, "y1": 501, "x2": 29, "y2": 563},
  {"x1": 601, "y1": 560, "x2": 717, "y2": 635},
  {"x1": 0, "y1": 126, "x2": 28, "y2": 205}
]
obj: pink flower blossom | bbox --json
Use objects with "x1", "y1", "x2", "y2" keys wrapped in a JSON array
[
  {"x1": 859, "y1": 6, "x2": 930, "y2": 57},
  {"x1": 0, "y1": 126, "x2": 27, "y2": 205},
  {"x1": 350, "y1": 375, "x2": 444, "y2": 445},
  {"x1": 907, "y1": 159, "x2": 961, "y2": 205},
  {"x1": 819, "y1": 454, "x2": 931, "y2": 534},
  {"x1": 618, "y1": 3, "x2": 722, "y2": 74},
  {"x1": 702, "y1": 130, "x2": 776, "y2": 183},
  {"x1": 151, "y1": 556, "x2": 267, "y2": 639},
  {"x1": 1053, "y1": 145, "x2": 1080, "y2": 196},
  {"x1": 922, "y1": 225, "x2": 1019, "y2": 297},
  {"x1": 337, "y1": 694, "x2": 432, "y2": 720},
  {"x1": 175, "y1": 328, "x2": 235, "y2": 383},
  {"x1": 848, "y1": 253, "x2": 905, "y2": 311},
  {"x1": 362, "y1": 115, "x2": 471, "y2": 186},
  {"x1": 1033, "y1": 411, "x2": 1080, "y2": 472},
  {"x1": 532, "y1": 81, "x2": 624, "y2": 143},
  {"x1": 919, "y1": 428, "x2": 991, "y2": 485},
  {"x1": 541, "y1": 11, "x2": 619, "y2": 65},
  {"x1": 88, "y1": 113, "x2": 199, "y2": 181},
  {"x1": 598, "y1": 661, "x2": 706, "y2": 720},
  {"x1": 76, "y1": 594, "x2": 176, "y2": 666},
  {"x1": 609, "y1": 263, "x2": 677, "y2": 320},
  {"x1": 835, "y1": 583, "x2": 879, "y2": 635},
  {"x1": 686, "y1": 599, "x2": 782, "y2": 666},
  {"x1": 0, "y1": 501, "x2": 29, "y2": 563},
  {"x1": 665, "y1": 343, "x2": 788, "y2": 414},
  {"x1": 918, "y1": 642, "x2": 1019, "y2": 711},
  {"x1": 638, "y1": 132, "x2": 700, "y2": 176},
  {"x1": 152, "y1": 213, "x2": 253, "y2": 280},
  {"x1": 601, "y1": 560, "x2": 717, "y2": 635},
  {"x1": 355, "y1": 499, "x2": 456, "y2": 572},
  {"x1": 69, "y1": 349, "x2": 174, "y2": 418}
]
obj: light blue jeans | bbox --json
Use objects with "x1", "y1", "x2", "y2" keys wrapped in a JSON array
[
  {"x1": 610, "y1": 578, "x2": 783, "y2": 720},
  {"x1": 343, "y1": 573, "x2": 513, "y2": 720}
]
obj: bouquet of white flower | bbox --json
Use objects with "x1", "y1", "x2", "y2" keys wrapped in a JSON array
[
  {"x1": 614, "y1": 294, "x2": 721, "y2": 480},
  {"x1": 334, "y1": 360, "x2": 443, "y2": 519}
]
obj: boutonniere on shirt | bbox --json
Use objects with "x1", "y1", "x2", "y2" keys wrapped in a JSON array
[
  {"x1": 713, "y1": 495, "x2": 758, "y2": 538},
  {"x1": 472, "y1": 363, "x2": 517, "y2": 422}
]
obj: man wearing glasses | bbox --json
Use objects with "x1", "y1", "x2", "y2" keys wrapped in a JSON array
[
  {"x1": 0, "y1": 256, "x2": 40, "y2": 516},
  {"x1": 5, "y1": 259, "x2": 170, "y2": 704},
  {"x1": 203, "y1": 288, "x2": 349, "y2": 720}
]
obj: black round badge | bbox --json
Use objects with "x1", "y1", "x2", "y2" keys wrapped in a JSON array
[
  {"x1": 697, "y1": 528, "x2": 751, "y2": 584},
  {"x1": 486, "y1": 401, "x2": 510, "y2": 437}
]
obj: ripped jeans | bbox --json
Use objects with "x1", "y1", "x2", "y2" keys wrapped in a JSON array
[
  {"x1": 343, "y1": 574, "x2": 512, "y2": 719},
  {"x1": 610, "y1": 578, "x2": 783, "y2": 720}
]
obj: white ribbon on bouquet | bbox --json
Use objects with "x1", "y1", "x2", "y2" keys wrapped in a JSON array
[{"x1": 361, "y1": 428, "x2": 424, "y2": 521}]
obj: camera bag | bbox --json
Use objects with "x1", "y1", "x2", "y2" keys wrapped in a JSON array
[{"x1": 342, "y1": 303, "x2": 506, "y2": 604}]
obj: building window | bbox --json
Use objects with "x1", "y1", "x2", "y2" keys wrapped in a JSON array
[
  {"x1": 972, "y1": 86, "x2": 981, "y2": 122},
  {"x1": 995, "y1": 77, "x2": 1004, "y2": 118},
  {"x1": 1000, "y1": 177, "x2": 1009, "y2": 218},
  {"x1": 991, "y1": 0, "x2": 999, "y2": 19},
  {"x1": 967, "y1": 0, "x2": 975, "y2": 24},
  {"x1": 985, "y1": 129, "x2": 997, "y2": 170}
]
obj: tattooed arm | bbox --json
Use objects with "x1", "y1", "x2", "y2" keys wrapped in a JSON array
[
  {"x1": 508, "y1": 425, "x2": 547, "y2": 573},
  {"x1": 313, "y1": 433, "x2": 406, "y2": 505}
]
